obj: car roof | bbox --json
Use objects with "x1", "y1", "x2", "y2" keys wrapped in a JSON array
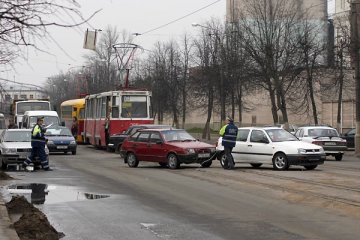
[
  {"x1": 238, "y1": 126, "x2": 282, "y2": 130},
  {"x1": 5, "y1": 129, "x2": 31, "y2": 132},
  {"x1": 129, "y1": 124, "x2": 172, "y2": 128},
  {"x1": 23, "y1": 110, "x2": 58, "y2": 116},
  {"x1": 138, "y1": 128, "x2": 180, "y2": 132},
  {"x1": 298, "y1": 126, "x2": 335, "y2": 129}
]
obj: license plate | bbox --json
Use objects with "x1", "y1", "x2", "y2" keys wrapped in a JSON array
[
  {"x1": 198, "y1": 153, "x2": 210, "y2": 158},
  {"x1": 324, "y1": 142, "x2": 336, "y2": 146},
  {"x1": 57, "y1": 146, "x2": 68, "y2": 149}
]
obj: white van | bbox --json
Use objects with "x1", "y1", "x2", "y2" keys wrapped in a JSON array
[{"x1": 21, "y1": 111, "x2": 60, "y2": 129}]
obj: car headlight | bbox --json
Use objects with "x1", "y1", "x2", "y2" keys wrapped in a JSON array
[
  {"x1": 3, "y1": 148, "x2": 17, "y2": 154},
  {"x1": 70, "y1": 140, "x2": 76, "y2": 145},
  {"x1": 319, "y1": 147, "x2": 325, "y2": 153},
  {"x1": 209, "y1": 148, "x2": 216, "y2": 153},
  {"x1": 298, "y1": 148, "x2": 306, "y2": 154},
  {"x1": 187, "y1": 148, "x2": 195, "y2": 154},
  {"x1": 47, "y1": 140, "x2": 54, "y2": 145}
]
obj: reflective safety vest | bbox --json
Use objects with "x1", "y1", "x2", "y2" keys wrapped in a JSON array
[{"x1": 219, "y1": 123, "x2": 238, "y2": 148}]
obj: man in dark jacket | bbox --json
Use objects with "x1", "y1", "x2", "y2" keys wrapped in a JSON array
[
  {"x1": 219, "y1": 116, "x2": 238, "y2": 169},
  {"x1": 23, "y1": 117, "x2": 52, "y2": 171}
]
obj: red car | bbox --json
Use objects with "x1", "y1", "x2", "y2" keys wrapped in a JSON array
[{"x1": 120, "y1": 129, "x2": 216, "y2": 169}]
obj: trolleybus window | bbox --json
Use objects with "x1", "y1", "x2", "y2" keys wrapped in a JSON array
[
  {"x1": 112, "y1": 96, "x2": 119, "y2": 118},
  {"x1": 121, "y1": 95, "x2": 148, "y2": 118}
]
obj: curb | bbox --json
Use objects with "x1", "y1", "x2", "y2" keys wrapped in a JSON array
[{"x1": 0, "y1": 198, "x2": 20, "y2": 240}]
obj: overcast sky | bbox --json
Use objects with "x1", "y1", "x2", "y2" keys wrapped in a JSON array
[
  {"x1": 0, "y1": 0, "x2": 226, "y2": 88},
  {"x1": 0, "y1": 0, "x2": 335, "y2": 88}
]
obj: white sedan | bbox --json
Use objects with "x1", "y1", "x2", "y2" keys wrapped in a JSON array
[
  {"x1": 0, "y1": 129, "x2": 49, "y2": 170},
  {"x1": 216, "y1": 127, "x2": 326, "y2": 170}
]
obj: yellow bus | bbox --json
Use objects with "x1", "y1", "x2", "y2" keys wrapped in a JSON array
[{"x1": 60, "y1": 98, "x2": 85, "y2": 143}]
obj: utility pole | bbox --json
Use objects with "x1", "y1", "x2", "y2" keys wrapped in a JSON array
[{"x1": 350, "y1": 0, "x2": 360, "y2": 155}]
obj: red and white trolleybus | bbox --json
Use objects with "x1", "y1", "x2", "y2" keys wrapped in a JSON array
[{"x1": 84, "y1": 89, "x2": 153, "y2": 147}]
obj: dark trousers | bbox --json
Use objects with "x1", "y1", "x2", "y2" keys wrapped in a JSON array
[
  {"x1": 24, "y1": 143, "x2": 49, "y2": 169},
  {"x1": 224, "y1": 146, "x2": 235, "y2": 169}
]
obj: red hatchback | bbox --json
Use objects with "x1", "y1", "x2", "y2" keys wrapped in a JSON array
[{"x1": 120, "y1": 129, "x2": 216, "y2": 169}]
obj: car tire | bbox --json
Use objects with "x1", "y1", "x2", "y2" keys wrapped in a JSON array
[
  {"x1": 304, "y1": 165, "x2": 317, "y2": 170},
  {"x1": 272, "y1": 153, "x2": 289, "y2": 170},
  {"x1": 201, "y1": 160, "x2": 212, "y2": 168},
  {"x1": 167, "y1": 153, "x2": 180, "y2": 169},
  {"x1": 127, "y1": 152, "x2": 139, "y2": 168},
  {"x1": 1, "y1": 160, "x2": 7, "y2": 170},
  {"x1": 159, "y1": 162, "x2": 167, "y2": 168},
  {"x1": 335, "y1": 154, "x2": 343, "y2": 161},
  {"x1": 250, "y1": 163, "x2": 262, "y2": 168},
  {"x1": 219, "y1": 152, "x2": 226, "y2": 168},
  {"x1": 72, "y1": 150, "x2": 76, "y2": 155}
]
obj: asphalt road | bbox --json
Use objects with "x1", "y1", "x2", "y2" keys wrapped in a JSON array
[{"x1": 2, "y1": 146, "x2": 360, "y2": 240}]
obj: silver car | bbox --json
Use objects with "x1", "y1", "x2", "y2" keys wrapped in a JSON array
[{"x1": 0, "y1": 129, "x2": 49, "y2": 170}]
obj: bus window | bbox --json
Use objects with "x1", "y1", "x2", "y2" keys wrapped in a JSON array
[
  {"x1": 61, "y1": 106, "x2": 72, "y2": 119},
  {"x1": 121, "y1": 95, "x2": 148, "y2": 118}
]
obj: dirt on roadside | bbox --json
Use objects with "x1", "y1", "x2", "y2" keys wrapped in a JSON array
[
  {"x1": 5, "y1": 196, "x2": 65, "y2": 240},
  {"x1": 0, "y1": 170, "x2": 12, "y2": 180}
]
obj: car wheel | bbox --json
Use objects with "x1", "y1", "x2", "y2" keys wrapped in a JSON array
[
  {"x1": 304, "y1": 165, "x2": 317, "y2": 170},
  {"x1": 1, "y1": 160, "x2": 7, "y2": 170},
  {"x1": 250, "y1": 163, "x2": 262, "y2": 168},
  {"x1": 219, "y1": 152, "x2": 226, "y2": 168},
  {"x1": 167, "y1": 153, "x2": 180, "y2": 169},
  {"x1": 335, "y1": 154, "x2": 343, "y2": 161},
  {"x1": 201, "y1": 160, "x2": 212, "y2": 168},
  {"x1": 117, "y1": 144, "x2": 122, "y2": 153},
  {"x1": 127, "y1": 152, "x2": 139, "y2": 168},
  {"x1": 272, "y1": 153, "x2": 289, "y2": 170},
  {"x1": 159, "y1": 162, "x2": 167, "y2": 168},
  {"x1": 72, "y1": 151, "x2": 76, "y2": 155}
]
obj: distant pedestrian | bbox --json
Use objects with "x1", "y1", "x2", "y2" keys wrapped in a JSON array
[
  {"x1": 23, "y1": 117, "x2": 52, "y2": 171},
  {"x1": 71, "y1": 117, "x2": 78, "y2": 139},
  {"x1": 8, "y1": 119, "x2": 18, "y2": 129},
  {"x1": 219, "y1": 116, "x2": 238, "y2": 170}
]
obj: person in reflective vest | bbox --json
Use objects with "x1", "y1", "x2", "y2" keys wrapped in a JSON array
[
  {"x1": 219, "y1": 116, "x2": 238, "y2": 170},
  {"x1": 23, "y1": 117, "x2": 52, "y2": 171}
]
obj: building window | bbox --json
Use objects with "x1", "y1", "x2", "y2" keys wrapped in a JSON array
[
  {"x1": 29, "y1": 94, "x2": 34, "y2": 99},
  {"x1": 5, "y1": 95, "x2": 11, "y2": 101},
  {"x1": 14, "y1": 95, "x2": 18, "y2": 100},
  {"x1": 20, "y1": 94, "x2": 27, "y2": 99}
]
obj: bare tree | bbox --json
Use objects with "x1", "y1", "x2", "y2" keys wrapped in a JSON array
[{"x1": 0, "y1": 0, "x2": 98, "y2": 63}]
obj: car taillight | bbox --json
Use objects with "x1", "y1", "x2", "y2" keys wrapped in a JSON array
[{"x1": 312, "y1": 141, "x2": 323, "y2": 145}]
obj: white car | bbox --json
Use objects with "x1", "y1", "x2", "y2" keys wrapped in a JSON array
[
  {"x1": 0, "y1": 129, "x2": 49, "y2": 170},
  {"x1": 294, "y1": 126, "x2": 347, "y2": 161},
  {"x1": 216, "y1": 127, "x2": 326, "y2": 170}
]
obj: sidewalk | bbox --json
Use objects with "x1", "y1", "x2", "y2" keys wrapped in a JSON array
[{"x1": 0, "y1": 196, "x2": 19, "y2": 240}]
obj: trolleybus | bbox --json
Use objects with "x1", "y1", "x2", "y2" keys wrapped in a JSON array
[
  {"x1": 60, "y1": 98, "x2": 86, "y2": 143},
  {"x1": 84, "y1": 90, "x2": 153, "y2": 147}
]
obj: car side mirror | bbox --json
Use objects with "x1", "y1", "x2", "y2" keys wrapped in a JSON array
[
  {"x1": 61, "y1": 121, "x2": 65, "y2": 126},
  {"x1": 19, "y1": 122, "x2": 24, "y2": 128}
]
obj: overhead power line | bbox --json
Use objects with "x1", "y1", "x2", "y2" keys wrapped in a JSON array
[{"x1": 140, "y1": 0, "x2": 222, "y2": 35}]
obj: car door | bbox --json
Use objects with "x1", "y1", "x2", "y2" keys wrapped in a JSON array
[
  {"x1": 247, "y1": 129, "x2": 273, "y2": 163},
  {"x1": 133, "y1": 132, "x2": 150, "y2": 161},
  {"x1": 232, "y1": 129, "x2": 250, "y2": 161},
  {"x1": 146, "y1": 132, "x2": 164, "y2": 162}
]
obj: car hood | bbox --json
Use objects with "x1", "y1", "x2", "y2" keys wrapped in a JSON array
[
  {"x1": 46, "y1": 136, "x2": 75, "y2": 142},
  {"x1": 167, "y1": 141, "x2": 215, "y2": 149},
  {"x1": 2, "y1": 142, "x2": 31, "y2": 148},
  {"x1": 272, "y1": 141, "x2": 322, "y2": 149}
]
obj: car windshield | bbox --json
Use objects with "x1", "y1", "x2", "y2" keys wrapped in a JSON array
[
  {"x1": 29, "y1": 116, "x2": 59, "y2": 128},
  {"x1": 265, "y1": 129, "x2": 298, "y2": 142},
  {"x1": 308, "y1": 128, "x2": 339, "y2": 137},
  {"x1": 3, "y1": 131, "x2": 31, "y2": 142},
  {"x1": 162, "y1": 130, "x2": 196, "y2": 142},
  {"x1": 45, "y1": 128, "x2": 72, "y2": 136}
]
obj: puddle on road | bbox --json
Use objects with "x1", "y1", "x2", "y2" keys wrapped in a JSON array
[{"x1": 6, "y1": 183, "x2": 110, "y2": 205}]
